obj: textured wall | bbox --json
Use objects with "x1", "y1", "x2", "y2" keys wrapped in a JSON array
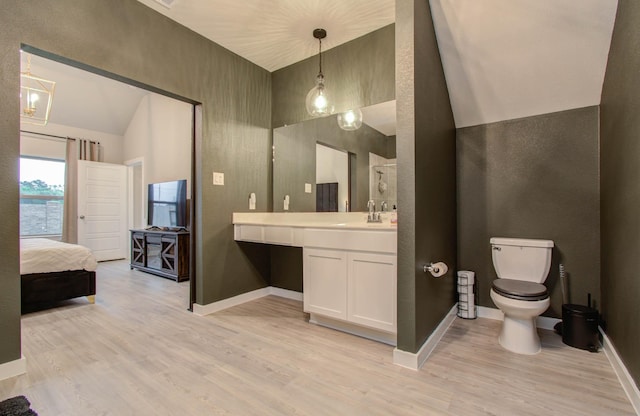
[
  {"x1": 272, "y1": 25, "x2": 395, "y2": 128},
  {"x1": 270, "y1": 246, "x2": 303, "y2": 292},
  {"x1": 396, "y1": 0, "x2": 457, "y2": 353},
  {"x1": 0, "y1": 36, "x2": 21, "y2": 363},
  {"x1": 600, "y1": 0, "x2": 640, "y2": 387},
  {"x1": 0, "y1": 0, "x2": 272, "y2": 366},
  {"x1": 457, "y1": 107, "x2": 600, "y2": 318},
  {"x1": 273, "y1": 116, "x2": 392, "y2": 213}
]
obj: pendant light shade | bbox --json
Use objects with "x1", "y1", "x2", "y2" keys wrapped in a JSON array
[
  {"x1": 306, "y1": 29, "x2": 333, "y2": 117},
  {"x1": 337, "y1": 108, "x2": 363, "y2": 131},
  {"x1": 20, "y1": 54, "x2": 56, "y2": 126},
  {"x1": 305, "y1": 74, "x2": 331, "y2": 117}
]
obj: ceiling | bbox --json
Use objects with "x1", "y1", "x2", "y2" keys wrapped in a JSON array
[
  {"x1": 22, "y1": 53, "x2": 148, "y2": 136},
  {"x1": 21, "y1": 0, "x2": 619, "y2": 135},
  {"x1": 135, "y1": 0, "x2": 396, "y2": 72},
  {"x1": 430, "y1": 0, "x2": 618, "y2": 127}
]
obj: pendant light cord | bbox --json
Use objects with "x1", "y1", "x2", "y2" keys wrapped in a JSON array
[{"x1": 318, "y1": 37, "x2": 323, "y2": 76}]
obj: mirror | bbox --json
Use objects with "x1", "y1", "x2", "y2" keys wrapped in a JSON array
[{"x1": 273, "y1": 100, "x2": 396, "y2": 212}]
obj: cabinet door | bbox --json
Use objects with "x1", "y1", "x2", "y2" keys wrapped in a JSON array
[
  {"x1": 303, "y1": 248, "x2": 347, "y2": 320},
  {"x1": 161, "y1": 236, "x2": 177, "y2": 274},
  {"x1": 347, "y1": 252, "x2": 397, "y2": 333},
  {"x1": 131, "y1": 233, "x2": 145, "y2": 267}
]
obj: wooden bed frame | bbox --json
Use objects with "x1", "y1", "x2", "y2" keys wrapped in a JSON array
[{"x1": 21, "y1": 270, "x2": 96, "y2": 313}]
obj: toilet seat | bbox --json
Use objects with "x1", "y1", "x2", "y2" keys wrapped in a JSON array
[{"x1": 492, "y1": 279, "x2": 548, "y2": 301}]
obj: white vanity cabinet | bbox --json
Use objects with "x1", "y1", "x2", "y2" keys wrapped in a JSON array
[
  {"x1": 303, "y1": 228, "x2": 397, "y2": 342},
  {"x1": 233, "y1": 213, "x2": 397, "y2": 345},
  {"x1": 303, "y1": 248, "x2": 396, "y2": 334}
]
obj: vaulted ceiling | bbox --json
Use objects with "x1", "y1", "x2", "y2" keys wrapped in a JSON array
[
  {"x1": 430, "y1": 0, "x2": 618, "y2": 127},
  {"x1": 135, "y1": 0, "x2": 396, "y2": 72},
  {"x1": 132, "y1": 0, "x2": 622, "y2": 128},
  {"x1": 23, "y1": 54, "x2": 148, "y2": 136},
  {"x1": 22, "y1": 0, "x2": 619, "y2": 135}
]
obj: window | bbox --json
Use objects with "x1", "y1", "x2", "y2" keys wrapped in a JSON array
[{"x1": 20, "y1": 157, "x2": 65, "y2": 237}]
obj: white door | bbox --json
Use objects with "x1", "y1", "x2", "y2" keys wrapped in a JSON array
[{"x1": 78, "y1": 160, "x2": 128, "y2": 261}]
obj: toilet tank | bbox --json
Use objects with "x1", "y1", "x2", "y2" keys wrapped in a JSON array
[{"x1": 491, "y1": 237, "x2": 554, "y2": 283}]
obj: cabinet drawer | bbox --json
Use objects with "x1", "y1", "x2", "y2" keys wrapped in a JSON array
[
  {"x1": 234, "y1": 225, "x2": 304, "y2": 246},
  {"x1": 146, "y1": 235, "x2": 162, "y2": 245},
  {"x1": 304, "y1": 229, "x2": 396, "y2": 253},
  {"x1": 263, "y1": 226, "x2": 293, "y2": 245},
  {"x1": 235, "y1": 225, "x2": 264, "y2": 242}
]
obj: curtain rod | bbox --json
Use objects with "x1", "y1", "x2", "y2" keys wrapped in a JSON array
[{"x1": 20, "y1": 129, "x2": 100, "y2": 145}]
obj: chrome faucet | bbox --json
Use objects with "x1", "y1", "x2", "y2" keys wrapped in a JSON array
[{"x1": 367, "y1": 200, "x2": 382, "y2": 223}]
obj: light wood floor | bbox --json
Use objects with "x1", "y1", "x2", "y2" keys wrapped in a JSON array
[{"x1": 0, "y1": 260, "x2": 635, "y2": 415}]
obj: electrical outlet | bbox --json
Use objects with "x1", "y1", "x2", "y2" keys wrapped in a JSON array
[{"x1": 213, "y1": 172, "x2": 224, "y2": 186}]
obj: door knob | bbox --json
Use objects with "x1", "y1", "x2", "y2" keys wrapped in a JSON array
[{"x1": 79, "y1": 215, "x2": 85, "y2": 219}]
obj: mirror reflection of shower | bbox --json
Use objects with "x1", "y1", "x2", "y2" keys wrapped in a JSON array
[{"x1": 369, "y1": 152, "x2": 397, "y2": 212}]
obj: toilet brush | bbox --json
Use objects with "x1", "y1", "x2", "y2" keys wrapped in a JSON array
[
  {"x1": 559, "y1": 264, "x2": 569, "y2": 305},
  {"x1": 555, "y1": 264, "x2": 568, "y2": 335}
]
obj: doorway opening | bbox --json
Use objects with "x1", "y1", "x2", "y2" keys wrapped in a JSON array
[{"x1": 19, "y1": 44, "x2": 200, "y2": 310}]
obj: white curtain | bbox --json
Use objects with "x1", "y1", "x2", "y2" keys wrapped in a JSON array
[{"x1": 62, "y1": 139, "x2": 99, "y2": 243}]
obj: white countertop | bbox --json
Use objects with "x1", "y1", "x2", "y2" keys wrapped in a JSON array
[{"x1": 232, "y1": 212, "x2": 397, "y2": 231}]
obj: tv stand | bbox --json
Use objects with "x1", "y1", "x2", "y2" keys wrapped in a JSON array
[{"x1": 130, "y1": 229, "x2": 189, "y2": 282}]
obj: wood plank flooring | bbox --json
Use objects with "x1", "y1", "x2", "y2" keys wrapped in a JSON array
[{"x1": 0, "y1": 260, "x2": 635, "y2": 415}]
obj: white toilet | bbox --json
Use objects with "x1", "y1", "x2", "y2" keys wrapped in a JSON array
[{"x1": 489, "y1": 237, "x2": 554, "y2": 355}]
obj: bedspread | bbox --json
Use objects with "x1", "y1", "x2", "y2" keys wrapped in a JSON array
[{"x1": 20, "y1": 238, "x2": 98, "y2": 275}]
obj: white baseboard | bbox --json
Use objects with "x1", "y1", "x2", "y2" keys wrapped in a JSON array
[
  {"x1": 0, "y1": 356, "x2": 26, "y2": 381},
  {"x1": 193, "y1": 287, "x2": 271, "y2": 316},
  {"x1": 269, "y1": 287, "x2": 303, "y2": 301},
  {"x1": 393, "y1": 304, "x2": 458, "y2": 370},
  {"x1": 477, "y1": 306, "x2": 561, "y2": 331},
  {"x1": 600, "y1": 329, "x2": 640, "y2": 415},
  {"x1": 192, "y1": 286, "x2": 303, "y2": 316}
]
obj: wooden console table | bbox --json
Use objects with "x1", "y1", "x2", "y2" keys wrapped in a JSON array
[{"x1": 130, "y1": 229, "x2": 190, "y2": 282}]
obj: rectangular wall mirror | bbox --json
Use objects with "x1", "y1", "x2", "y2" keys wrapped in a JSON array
[{"x1": 273, "y1": 100, "x2": 396, "y2": 212}]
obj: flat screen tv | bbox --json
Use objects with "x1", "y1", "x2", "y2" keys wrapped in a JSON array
[{"x1": 147, "y1": 180, "x2": 188, "y2": 229}]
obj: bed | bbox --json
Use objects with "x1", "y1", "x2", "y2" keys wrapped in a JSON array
[{"x1": 20, "y1": 238, "x2": 98, "y2": 313}]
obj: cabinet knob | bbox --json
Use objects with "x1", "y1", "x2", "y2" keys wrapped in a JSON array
[{"x1": 79, "y1": 215, "x2": 85, "y2": 219}]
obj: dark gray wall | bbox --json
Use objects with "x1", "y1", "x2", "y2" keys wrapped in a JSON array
[
  {"x1": 600, "y1": 0, "x2": 640, "y2": 387},
  {"x1": 270, "y1": 246, "x2": 303, "y2": 292},
  {"x1": 387, "y1": 136, "x2": 397, "y2": 159},
  {"x1": 273, "y1": 117, "x2": 392, "y2": 213},
  {"x1": 272, "y1": 25, "x2": 395, "y2": 128},
  {"x1": 457, "y1": 107, "x2": 601, "y2": 317},
  {"x1": 0, "y1": 0, "x2": 272, "y2": 365},
  {"x1": 0, "y1": 40, "x2": 21, "y2": 363},
  {"x1": 396, "y1": 0, "x2": 457, "y2": 353}
]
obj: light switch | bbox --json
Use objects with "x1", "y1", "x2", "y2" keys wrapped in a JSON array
[
  {"x1": 305, "y1": 183, "x2": 312, "y2": 193},
  {"x1": 213, "y1": 172, "x2": 224, "y2": 186}
]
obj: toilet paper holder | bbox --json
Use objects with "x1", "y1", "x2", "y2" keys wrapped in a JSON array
[{"x1": 423, "y1": 261, "x2": 448, "y2": 277}]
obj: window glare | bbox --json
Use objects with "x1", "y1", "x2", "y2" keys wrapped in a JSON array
[
  {"x1": 20, "y1": 157, "x2": 65, "y2": 187},
  {"x1": 20, "y1": 157, "x2": 65, "y2": 237}
]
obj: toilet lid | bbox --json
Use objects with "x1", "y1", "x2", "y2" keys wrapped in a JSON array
[{"x1": 492, "y1": 279, "x2": 548, "y2": 301}]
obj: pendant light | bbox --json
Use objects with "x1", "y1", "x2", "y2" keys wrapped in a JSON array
[
  {"x1": 20, "y1": 53, "x2": 56, "y2": 126},
  {"x1": 305, "y1": 28, "x2": 333, "y2": 117},
  {"x1": 337, "y1": 108, "x2": 363, "y2": 131}
]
